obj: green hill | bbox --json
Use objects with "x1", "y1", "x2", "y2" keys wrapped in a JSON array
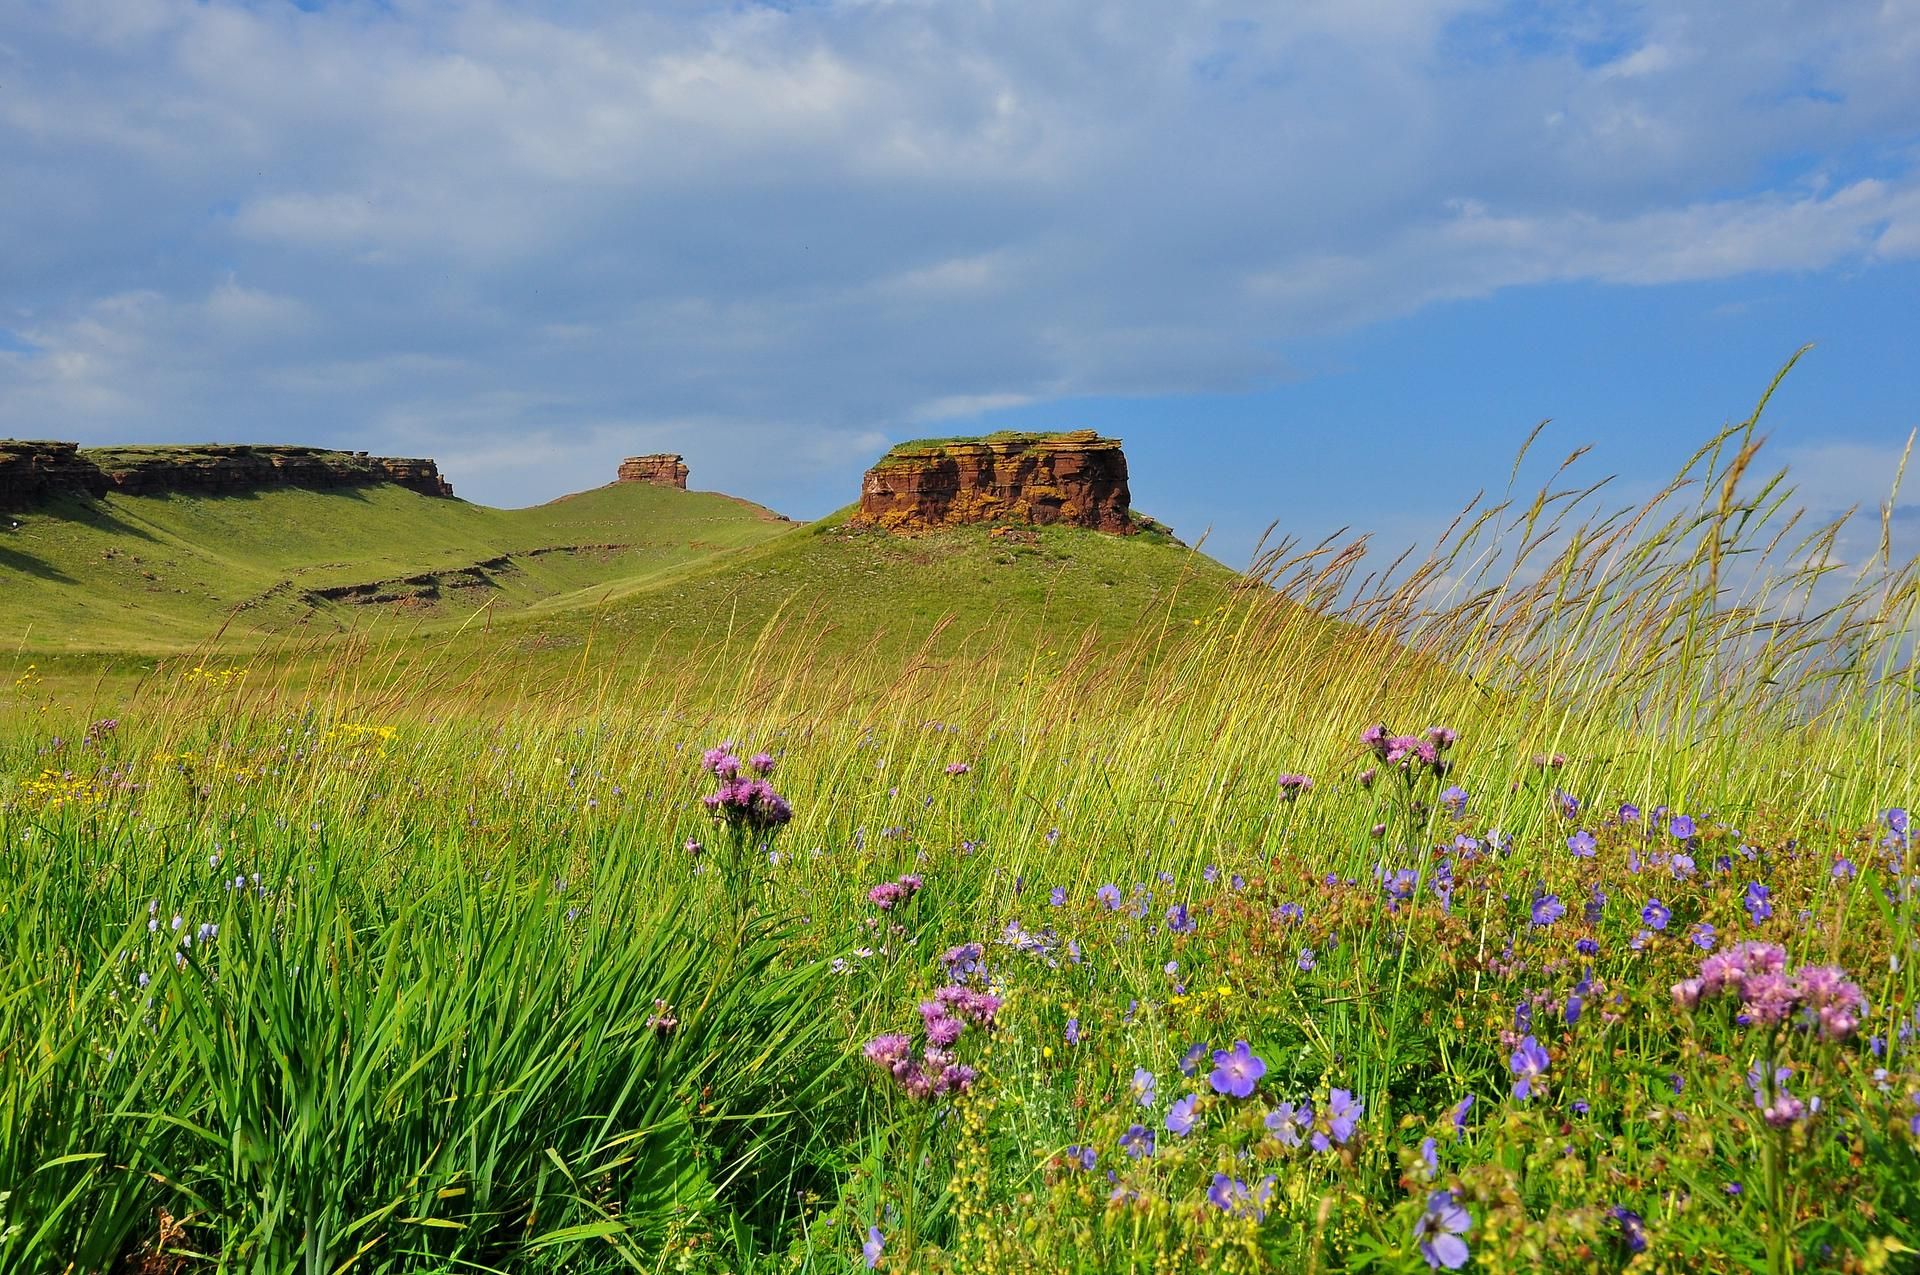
[{"x1": 0, "y1": 482, "x2": 792, "y2": 654}]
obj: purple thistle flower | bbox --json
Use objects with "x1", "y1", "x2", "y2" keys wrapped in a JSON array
[
  {"x1": 943, "y1": 760, "x2": 970, "y2": 776},
  {"x1": 1166, "y1": 1093, "x2": 1198, "y2": 1136},
  {"x1": 1509, "y1": 1036, "x2": 1549, "y2": 1100},
  {"x1": 1414, "y1": 1190, "x2": 1472, "y2": 1269},
  {"x1": 1265, "y1": 1100, "x2": 1309, "y2": 1147},
  {"x1": 1208, "y1": 1040, "x2": 1266, "y2": 1098}
]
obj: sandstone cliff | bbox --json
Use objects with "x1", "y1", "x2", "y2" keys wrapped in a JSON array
[
  {"x1": 855, "y1": 430, "x2": 1134, "y2": 534},
  {"x1": 0, "y1": 442, "x2": 454, "y2": 510},
  {"x1": 617, "y1": 454, "x2": 689, "y2": 488}
]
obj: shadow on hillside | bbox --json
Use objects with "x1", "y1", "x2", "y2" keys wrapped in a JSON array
[
  {"x1": 0, "y1": 545, "x2": 78, "y2": 583},
  {"x1": 53, "y1": 498, "x2": 165, "y2": 544}
]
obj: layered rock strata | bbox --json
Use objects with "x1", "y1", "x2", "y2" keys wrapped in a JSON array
[
  {"x1": 616, "y1": 454, "x2": 690, "y2": 488},
  {"x1": 856, "y1": 430, "x2": 1134, "y2": 533},
  {"x1": 0, "y1": 442, "x2": 453, "y2": 509}
]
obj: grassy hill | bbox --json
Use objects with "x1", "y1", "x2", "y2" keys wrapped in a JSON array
[{"x1": 0, "y1": 481, "x2": 792, "y2": 654}]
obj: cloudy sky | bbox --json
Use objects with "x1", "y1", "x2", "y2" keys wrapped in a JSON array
[{"x1": 3, "y1": 0, "x2": 1917, "y2": 569}]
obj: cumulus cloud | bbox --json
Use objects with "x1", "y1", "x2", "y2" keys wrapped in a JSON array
[{"x1": 0, "y1": 0, "x2": 1916, "y2": 520}]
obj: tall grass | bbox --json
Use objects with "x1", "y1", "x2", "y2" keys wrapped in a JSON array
[{"x1": 3, "y1": 371, "x2": 1916, "y2": 1271}]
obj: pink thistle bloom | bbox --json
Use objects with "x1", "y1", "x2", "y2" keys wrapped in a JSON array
[{"x1": 945, "y1": 761, "x2": 971, "y2": 776}]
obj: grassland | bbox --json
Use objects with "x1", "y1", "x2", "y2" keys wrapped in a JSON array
[{"x1": 2, "y1": 398, "x2": 1918, "y2": 1273}]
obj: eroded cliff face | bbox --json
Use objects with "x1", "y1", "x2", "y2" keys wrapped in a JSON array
[
  {"x1": 855, "y1": 430, "x2": 1134, "y2": 533},
  {"x1": 617, "y1": 454, "x2": 689, "y2": 488},
  {"x1": 0, "y1": 442, "x2": 454, "y2": 510}
]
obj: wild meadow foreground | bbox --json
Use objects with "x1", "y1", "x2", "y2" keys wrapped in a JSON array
[{"x1": 5, "y1": 413, "x2": 1920, "y2": 1273}]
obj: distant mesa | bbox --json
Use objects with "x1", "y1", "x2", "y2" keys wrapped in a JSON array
[
  {"x1": 855, "y1": 429, "x2": 1135, "y2": 534},
  {"x1": 617, "y1": 454, "x2": 689, "y2": 489},
  {"x1": 0, "y1": 441, "x2": 453, "y2": 510}
]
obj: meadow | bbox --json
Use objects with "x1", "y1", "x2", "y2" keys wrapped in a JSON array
[{"x1": 3, "y1": 398, "x2": 1919, "y2": 1272}]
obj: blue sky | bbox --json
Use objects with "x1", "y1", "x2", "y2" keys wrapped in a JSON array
[{"x1": 2, "y1": 0, "x2": 1916, "y2": 570}]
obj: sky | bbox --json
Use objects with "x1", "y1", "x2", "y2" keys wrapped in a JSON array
[{"x1": 2, "y1": 0, "x2": 1917, "y2": 572}]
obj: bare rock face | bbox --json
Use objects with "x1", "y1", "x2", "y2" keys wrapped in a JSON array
[
  {"x1": 617, "y1": 454, "x2": 690, "y2": 488},
  {"x1": 856, "y1": 430, "x2": 1134, "y2": 534},
  {"x1": 0, "y1": 441, "x2": 454, "y2": 510}
]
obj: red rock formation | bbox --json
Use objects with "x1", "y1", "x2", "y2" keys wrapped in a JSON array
[
  {"x1": 856, "y1": 430, "x2": 1134, "y2": 533},
  {"x1": 0, "y1": 441, "x2": 453, "y2": 509},
  {"x1": 617, "y1": 454, "x2": 690, "y2": 488}
]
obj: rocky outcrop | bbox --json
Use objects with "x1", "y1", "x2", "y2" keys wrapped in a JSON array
[
  {"x1": 855, "y1": 430, "x2": 1135, "y2": 534},
  {"x1": 0, "y1": 441, "x2": 454, "y2": 509},
  {"x1": 617, "y1": 454, "x2": 689, "y2": 488}
]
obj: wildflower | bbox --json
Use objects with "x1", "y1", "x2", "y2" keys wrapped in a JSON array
[
  {"x1": 1567, "y1": 829, "x2": 1596, "y2": 857},
  {"x1": 944, "y1": 761, "x2": 970, "y2": 776},
  {"x1": 684, "y1": 837, "x2": 702, "y2": 856},
  {"x1": 1689, "y1": 922, "x2": 1716, "y2": 951},
  {"x1": 701, "y1": 746, "x2": 741, "y2": 778},
  {"x1": 1671, "y1": 853, "x2": 1696, "y2": 878},
  {"x1": 1207, "y1": 1173, "x2": 1274, "y2": 1221},
  {"x1": 645, "y1": 1000, "x2": 679, "y2": 1035},
  {"x1": 1131, "y1": 1068, "x2": 1157, "y2": 1107},
  {"x1": 1166, "y1": 1093, "x2": 1198, "y2": 1136},
  {"x1": 1265, "y1": 1100, "x2": 1309, "y2": 1146},
  {"x1": 1886, "y1": 807, "x2": 1909, "y2": 838},
  {"x1": 1179, "y1": 1042, "x2": 1209, "y2": 1076},
  {"x1": 703, "y1": 774, "x2": 793, "y2": 830},
  {"x1": 1641, "y1": 898, "x2": 1671, "y2": 930},
  {"x1": 1440, "y1": 785, "x2": 1469, "y2": 817},
  {"x1": 1531, "y1": 893, "x2": 1565, "y2": 927},
  {"x1": 864, "y1": 1225, "x2": 885, "y2": 1269},
  {"x1": 1208, "y1": 1040, "x2": 1267, "y2": 1098},
  {"x1": 748, "y1": 751, "x2": 776, "y2": 775},
  {"x1": 1509, "y1": 1036, "x2": 1549, "y2": 1100},
  {"x1": 1609, "y1": 1206, "x2": 1648, "y2": 1255},
  {"x1": 1419, "y1": 1136, "x2": 1439, "y2": 1179},
  {"x1": 1669, "y1": 814, "x2": 1696, "y2": 839},
  {"x1": 1064, "y1": 1145, "x2": 1097, "y2": 1171},
  {"x1": 1096, "y1": 884, "x2": 1122, "y2": 910},
  {"x1": 1584, "y1": 885, "x2": 1607, "y2": 923},
  {"x1": 1065, "y1": 1018, "x2": 1080, "y2": 1046},
  {"x1": 1414, "y1": 1191, "x2": 1472, "y2": 1270},
  {"x1": 1297, "y1": 947, "x2": 1317, "y2": 971},
  {"x1": 1165, "y1": 902, "x2": 1196, "y2": 934},
  {"x1": 1575, "y1": 937, "x2": 1599, "y2": 957},
  {"x1": 1744, "y1": 881, "x2": 1773, "y2": 923},
  {"x1": 1119, "y1": 1123, "x2": 1154, "y2": 1158},
  {"x1": 1750, "y1": 1064, "x2": 1809, "y2": 1129},
  {"x1": 1277, "y1": 773, "x2": 1314, "y2": 799},
  {"x1": 1317, "y1": 1088, "x2": 1363, "y2": 1149},
  {"x1": 1049, "y1": 886, "x2": 1066, "y2": 906},
  {"x1": 1618, "y1": 802, "x2": 1641, "y2": 822},
  {"x1": 1832, "y1": 858, "x2": 1857, "y2": 880},
  {"x1": 1450, "y1": 1094, "x2": 1474, "y2": 1138}
]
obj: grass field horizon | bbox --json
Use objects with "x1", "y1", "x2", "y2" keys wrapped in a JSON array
[{"x1": 4, "y1": 390, "x2": 1919, "y2": 1272}]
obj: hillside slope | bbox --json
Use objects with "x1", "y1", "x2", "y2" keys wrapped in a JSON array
[{"x1": 0, "y1": 482, "x2": 791, "y2": 653}]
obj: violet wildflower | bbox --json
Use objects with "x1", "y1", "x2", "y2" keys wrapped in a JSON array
[
  {"x1": 1265, "y1": 1101, "x2": 1309, "y2": 1147},
  {"x1": 1206, "y1": 1173, "x2": 1273, "y2": 1221},
  {"x1": 1440, "y1": 785, "x2": 1469, "y2": 817},
  {"x1": 1690, "y1": 922, "x2": 1716, "y2": 951},
  {"x1": 1119, "y1": 1123, "x2": 1154, "y2": 1158},
  {"x1": 1064, "y1": 1145, "x2": 1096, "y2": 1171},
  {"x1": 1179, "y1": 1042, "x2": 1209, "y2": 1076},
  {"x1": 1131, "y1": 1067, "x2": 1157, "y2": 1107},
  {"x1": 1832, "y1": 858, "x2": 1856, "y2": 880},
  {"x1": 1584, "y1": 886, "x2": 1607, "y2": 923},
  {"x1": 1319, "y1": 1088, "x2": 1363, "y2": 1148},
  {"x1": 1096, "y1": 883, "x2": 1122, "y2": 910},
  {"x1": 1064, "y1": 1018, "x2": 1080, "y2": 1046},
  {"x1": 1208, "y1": 1040, "x2": 1267, "y2": 1098},
  {"x1": 1298, "y1": 947, "x2": 1317, "y2": 971},
  {"x1": 1575, "y1": 937, "x2": 1599, "y2": 957},
  {"x1": 1414, "y1": 1191, "x2": 1472, "y2": 1270},
  {"x1": 1568, "y1": 829, "x2": 1596, "y2": 858},
  {"x1": 1277, "y1": 773, "x2": 1314, "y2": 800},
  {"x1": 1669, "y1": 814, "x2": 1695, "y2": 839},
  {"x1": 1166, "y1": 1093, "x2": 1198, "y2": 1136},
  {"x1": 1618, "y1": 802, "x2": 1641, "y2": 822},
  {"x1": 1641, "y1": 898, "x2": 1671, "y2": 930},
  {"x1": 1531, "y1": 893, "x2": 1565, "y2": 927},
  {"x1": 1509, "y1": 1036, "x2": 1549, "y2": 1100},
  {"x1": 1419, "y1": 1136, "x2": 1439, "y2": 1179},
  {"x1": 1049, "y1": 886, "x2": 1066, "y2": 906},
  {"x1": 1165, "y1": 902, "x2": 1196, "y2": 933},
  {"x1": 1609, "y1": 1206, "x2": 1648, "y2": 1255},
  {"x1": 944, "y1": 760, "x2": 970, "y2": 776},
  {"x1": 1744, "y1": 881, "x2": 1773, "y2": 923},
  {"x1": 702, "y1": 746, "x2": 741, "y2": 778},
  {"x1": 864, "y1": 1226, "x2": 885, "y2": 1269},
  {"x1": 1450, "y1": 1093, "x2": 1474, "y2": 1138}
]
